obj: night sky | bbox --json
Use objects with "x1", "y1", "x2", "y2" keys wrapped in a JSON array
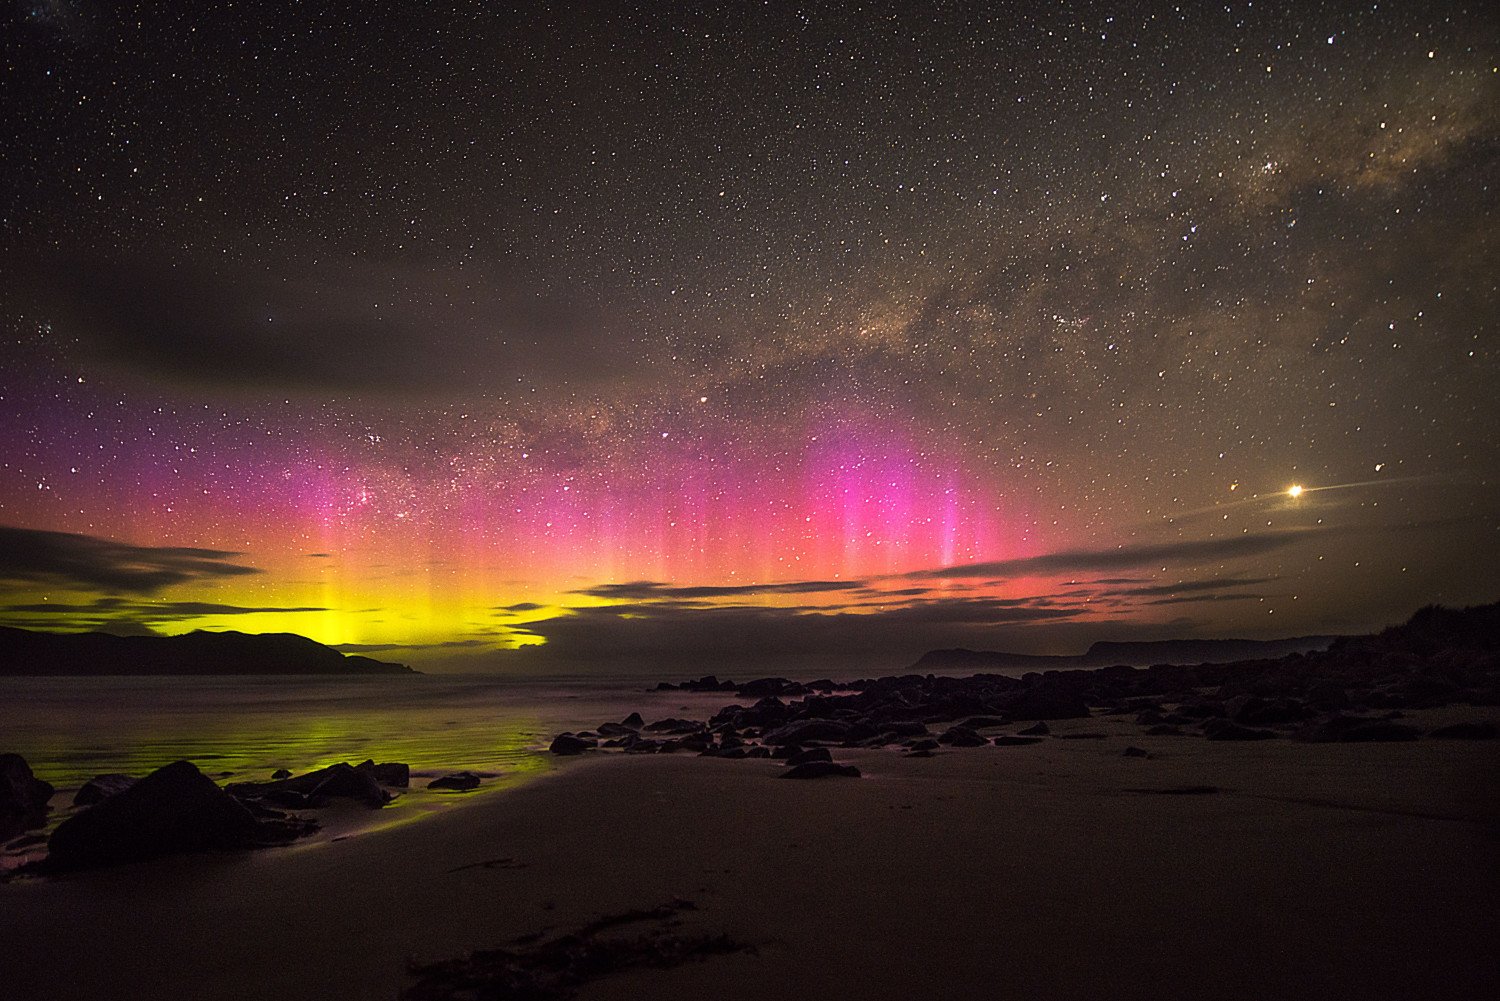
[{"x1": 2, "y1": 2, "x2": 1496, "y2": 671}]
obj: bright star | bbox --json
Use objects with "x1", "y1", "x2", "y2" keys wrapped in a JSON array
[{"x1": 1287, "y1": 484, "x2": 1304, "y2": 498}]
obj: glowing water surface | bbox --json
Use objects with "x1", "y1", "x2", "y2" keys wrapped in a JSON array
[{"x1": 0, "y1": 674, "x2": 737, "y2": 854}]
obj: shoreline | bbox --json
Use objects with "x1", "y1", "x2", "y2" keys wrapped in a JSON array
[{"x1": 2, "y1": 707, "x2": 1496, "y2": 1000}]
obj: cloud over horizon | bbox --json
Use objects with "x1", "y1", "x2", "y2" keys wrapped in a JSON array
[{"x1": 0, "y1": 525, "x2": 261, "y2": 594}]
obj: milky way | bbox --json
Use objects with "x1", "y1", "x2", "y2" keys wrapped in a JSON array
[{"x1": 2, "y1": 3, "x2": 1496, "y2": 670}]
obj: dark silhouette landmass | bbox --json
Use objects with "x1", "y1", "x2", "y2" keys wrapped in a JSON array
[
  {"x1": 911, "y1": 634, "x2": 1337, "y2": 672},
  {"x1": 0, "y1": 626, "x2": 415, "y2": 676}
]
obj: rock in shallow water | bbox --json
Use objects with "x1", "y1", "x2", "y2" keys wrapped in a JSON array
[
  {"x1": 549, "y1": 734, "x2": 597, "y2": 755},
  {"x1": 427, "y1": 772, "x2": 483, "y2": 791}
]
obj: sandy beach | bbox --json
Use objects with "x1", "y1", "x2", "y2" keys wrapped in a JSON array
[{"x1": 2, "y1": 707, "x2": 1495, "y2": 1001}]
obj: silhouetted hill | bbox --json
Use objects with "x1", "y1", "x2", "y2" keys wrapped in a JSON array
[
  {"x1": 0, "y1": 627, "x2": 416, "y2": 676},
  {"x1": 912, "y1": 634, "x2": 1337, "y2": 673}
]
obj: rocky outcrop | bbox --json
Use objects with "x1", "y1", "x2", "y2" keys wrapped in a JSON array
[{"x1": 47, "y1": 760, "x2": 306, "y2": 870}]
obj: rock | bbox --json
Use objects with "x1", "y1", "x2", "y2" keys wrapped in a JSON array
[
  {"x1": 621, "y1": 712, "x2": 645, "y2": 729},
  {"x1": 960, "y1": 716, "x2": 1009, "y2": 729},
  {"x1": 1122, "y1": 746, "x2": 1150, "y2": 758},
  {"x1": 736, "y1": 677, "x2": 798, "y2": 698},
  {"x1": 879, "y1": 721, "x2": 930, "y2": 738},
  {"x1": 1428, "y1": 721, "x2": 1498, "y2": 739},
  {"x1": 271, "y1": 768, "x2": 293, "y2": 780},
  {"x1": 780, "y1": 762, "x2": 861, "y2": 779},
  {"x1": 1145, "y1": 724, "x2": 1184, "y2": 736},
  {"x1": 1337, "y1": 720, "x2": 1421, "y2": 742},
  {"x1": 1202, "y1": 719, "x2": 1278, "y2": 741},
  {"x1": 760, "y1": 719, "x2": 853, "y2": 745},
  {"x1": 785, "y1": 747, "x2": 833, "y2": 767},
  {"x1": 427, "y1": 772, "x2": 482, "y2": 791},
  {"x1": 908, "y1": 738, "x2": 940, "y2": 751},
  {"x1": 643, "y1": 718, "x2": 704, "y2": 734},
  {"x1": 680, "y1": 676, "x2": 736, "y2": 692},
  {"x1": 992, "y1": 736, "x2": 1044, "y2": 747},
  {"x1": 549, "y1": 734, "x2": 596, "y2": 755},
  {"x1": 73, "y1": 773, "x2": 137, "y2": 807},
  {"x1": 368, "y1": 762, "x2": 410, "y2": 787},
  {"x1": 228, "y1": 762, "x2": 396, "y2": 806},
  {"x1": 937, "y1": 725, "x2": 988, "y2": 747},
  {"x1": 745, "y1": 746, "x2": 772, "y2": 758},
  {"x1": 311, "y1": 765, "x2": 391, "y2": 807},
  {"x1": 597, "y1": 722, "x2": 637, "y2": 737},
  {"x1": 0, "y1": 753, "x2": 54, "y2": 840},
  {"x1": 47, "y1": 760, "x2": 265, "y2": 870},
  {"x1": 1017, "y1": 721, "x2": 1051, "y2": 736}
]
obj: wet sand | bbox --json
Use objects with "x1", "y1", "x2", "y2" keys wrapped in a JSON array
[{"x1": 1, "y1": 712, "x2": 1496, "y2": 1000}]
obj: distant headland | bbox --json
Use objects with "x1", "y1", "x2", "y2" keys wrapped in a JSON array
[
  {"x1": 911, "y1": 634, "x2": 1337, "y2": 673},
  {"x1": 0, "y1": 627, "x2": 416, "y2": 676}
]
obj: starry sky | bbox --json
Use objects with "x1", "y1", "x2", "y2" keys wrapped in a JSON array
[{"x1": 1, "y1": 2, "x2": 1496, "y2": 672}]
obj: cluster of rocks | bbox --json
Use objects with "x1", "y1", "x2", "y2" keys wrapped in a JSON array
[
  {"x1": 549, "y1": 603, "x2": 1500, "y2": 771},
  {"x1": 2, "y1": 753, "x2": 477, "y2": 873},
  {"x1": 654, "y1": 675, "x2": 849, "y2": 699}
]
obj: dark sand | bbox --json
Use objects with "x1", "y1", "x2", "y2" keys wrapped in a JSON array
[{"x1": 2, "y1": 711, "x2": 1496, "y2": 1000}]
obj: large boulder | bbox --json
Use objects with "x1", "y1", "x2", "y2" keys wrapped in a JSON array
[
  {"x1": 1, "y1": 753, "x2": 54, "y2": 840},
  {"x1": 73, "y1": 773, "x2": 137, "y2": 807},
  {"x1": 47, "y1": 760, "x2": 262, "y2": 870}
]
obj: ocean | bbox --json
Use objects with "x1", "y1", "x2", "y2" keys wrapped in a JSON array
[{"x1": 0, "y1": 673, "x2": 738, "y2": 795}]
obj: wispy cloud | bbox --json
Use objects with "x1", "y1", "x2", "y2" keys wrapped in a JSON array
[
  {"x1": 574, "y1": 579, "x2": 868, "y2": 600},
  {"x1": 0, "y1": 525, "x2": 260, "y2": 593},
  {"x1": 907, "y1": 530, "x2": 1319, "y2": 580}
]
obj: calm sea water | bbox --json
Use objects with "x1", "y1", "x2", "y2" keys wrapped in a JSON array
[{"x1": 0, "y1": 674, "x2": 738, "y2": 793}]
